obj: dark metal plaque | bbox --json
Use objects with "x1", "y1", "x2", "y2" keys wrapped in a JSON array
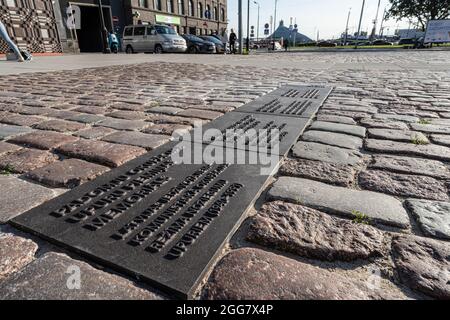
[
  {"x1": 10, "y1": 143, "x2": 272, "y2": 299},
  {"x1": 237, "y1": 85, "x2": 333, "y2": 118},
  {"x1": 178, "y1": 112, "x2": 311, "y2": 156}
]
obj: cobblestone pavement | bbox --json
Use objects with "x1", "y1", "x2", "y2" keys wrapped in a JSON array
[{"x1": 0, "y1": 51, "x2": 449, "y2": 300}]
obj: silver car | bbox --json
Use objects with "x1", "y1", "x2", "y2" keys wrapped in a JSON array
[{"x1": 122, "y1": 24, "x2": 187, "y2": 54}]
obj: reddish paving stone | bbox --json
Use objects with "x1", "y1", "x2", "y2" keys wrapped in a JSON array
[
  {"x1": 44, "y1": 110, "x2": 80, "y2": 120},
  {"x1": 280, "y1": 158, "x2": 357, "y2": 187},
  {"x1": 0, "y1": 114, "x2": 45, "y2": 127},
  {"x1": 9, "y1": 131, "x2": 79, "y2": 150},
  {"x1": 0, "y1": 234, "x2": 38, "y2": 281},
  {"x1": 247, "y1": 201, "x2": 385, "y2": 262},
  {"x1": 204, "y1": 248, "x2": 391, "y2": 300},
  {"x1": 0, "y1": 142, "x2": 21, "y2": 155},
  {"x1": 359, "y1": 170, "x2": 449, "y2": 201},
  {"x1": 107, "y1": 110, "x2": 147, "y2": 120},
  {"x1": 392, "y1": 235, "x2": 450, "y2": 299},
  {"x1": 0, "y1": 149, "x2": 58, "y2": 174},
  {"x1": 33, "y1": 120, "x2": 86, "y2": 133},
  {"x1": 102, "y1": 131, "x2": 169, "y2": 150},
  {"x1": 56, "y1": 139, "x2": 146, "y2": 167},
  {"x1": 146, "y1": 113, "x2": 205, "y2": 126},
  {"x1": 74, "y1": 126, "x2": 117, "y2": 139},
  {"x1": 177, "y1": 109, "x2": 223, "y2": 120},
  {"x1": 109, "y1": 102, "x2": 145, "y2": 112},
  {"x1": 26, "y1": 158, "x2": 109, "y2": 188},
  {"x1": 142, "y1": 123, "x2": 191, "y2": 136},
  {"x1": 73, "y1": 106, "x2": 108, "y2": 115}
]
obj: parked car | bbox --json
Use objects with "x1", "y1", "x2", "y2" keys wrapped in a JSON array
[
  {"x1": 371, "y1": 39, "x2": 394, "y2": 46},
  {"x1": 268, "y1": 41, "x2": 283, "y2": 51},
  {"x1": 398, "y1": 38, "x2": 415, "y2": 45},
  {"x1": 317, "y1": 41, "x2": 337, "y2": 47},
  {"x1": 199, "y1": 36, "x2": 226, "y2": 54},
  {"x1": 122, "y1": 24, "x2": 187, "y2": 54},
  {"x1": 181, "y1": 34, "x2": 216, "y2": 54}
]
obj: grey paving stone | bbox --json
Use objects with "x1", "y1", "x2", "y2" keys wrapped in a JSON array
[
  {"x1": 66, "y1": 113, "x2": 107, "y2": 124},
  {"x1": 268, "y1": 177, "x2": 410, "y2": 228},
  {"x1": 96, "y1": 118, "x2": 150, "y2": 131},
  {"x1": 368, "y1": 129, "x2": 429, "y2": 144},
  {"x1": 9, "y1": 131, "x2": 79, "y2": 150},
  {"x1": 392, "y1": 235, "x2": 450, "y2": 300},
  {"x1": 25, "y1": 158, "x2": 109, "y2": 188},
  {"x1": 142, "y1": 123, "x2": 191, "y2": 136},
  {"x1": 430, "y1": 134, "x2": 450, "y2": 147},
  {"x1": 0, "y1": 114, "x2": 44, "y2": 127},
  {"x1": 177, "y1": 109, "x2": 223, "y2": 120},
  {"x1": 33, "y1": 120, "x2": 86, "y2": 133},
  {"x1": 309, "y1": 121, "x2": 366, "y2": 138},
  {"x1": 247, "y1": 201, "x2": 385, "y2": 261},
  {"x1": 370, "y1": 155, "x2": 449, "y2": 179},
  {"x1": 292, "y1": 141, "x2": 363, "y2": 166},
  {"x1": 0, "y1": 124, "x2": 33, "y2": 140},
  {"x1": 359, "y1": 170, "x2": 448, "y2": 201},
  {"x1": 0, "y1": 252, "x2": 165, "y2": 300},
  {"x1": 406, "y1": 199, "x2": 450, "y2": 240},
  {"x1": 147, "y1": 106, "x2": 183, "y2": 115},
  {"x1": 302, "y1": 130, "x2": 363, "y2": 150},
  {"x1": 280, "y1": 158, "x2": 356, "y2": 187},
  {"x1": 365, "y1": 139, "x2": 450, "y2": 162},
  {"x1": 204, "y1": 248, "x2": 397, "y2": 300},
  {"x1": 73, "y1": 127, "x2": 117, "y2": 139},
  {"x1": 410, "y1": 123, "x2": 450, "y2": 134},
  {"x1": 56, "y1": 139, "x2": 146, "y2": 168},
  {"x1": 373, "y1": 114, "x2": 420, "y2": 123},
  {"x1": 0, "y1": 176, "x2": 57, "y2": 223},
  {"x1": 322, "y1": 103, "x2": 378, "y2": 114},
  {"x1": 0, "y1": 233, "x2": 38, "y2": 281},
  {"x1": 316, "y1": 115, "x2": 357, "y2": 125},
  {"x1": 102, "y1": 131, "x2": 169, "y2": 150}
]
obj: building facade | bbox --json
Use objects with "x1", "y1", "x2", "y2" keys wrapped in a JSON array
[
  {"x1": 125, "y1": 0, "x2": 228, "y2": 37},
  {"x1": 0, "y1": 0, "x2": 62, "y2": 54}
]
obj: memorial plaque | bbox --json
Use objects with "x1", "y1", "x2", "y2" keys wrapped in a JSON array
[
  {"x1": 178, "y1": 112, "x2": 310, "y2": 156},
  {"x1": 266, "y1": 85, "x2": 333, "y2": 101},
  {"x1": 11, "y1": 143, "x2": 272, "y2": 299}
]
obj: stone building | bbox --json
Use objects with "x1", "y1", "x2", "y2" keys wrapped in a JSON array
[{"x1": 125, "y1": 0, "x2": 228, "y2": 36}]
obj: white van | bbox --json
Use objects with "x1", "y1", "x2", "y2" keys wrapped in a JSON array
[{"x1": 122, "y1": 24, "x2": 187, "y2": 54}]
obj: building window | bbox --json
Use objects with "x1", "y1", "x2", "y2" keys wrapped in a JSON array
[
  {"x1": 188, "y1": 0, "x2": 194, "y2": 16},
  {"x1": 167, "y1": 0, "x2": 173, "y2": 13},
  {"x1": 178, "y1": 0, "x2": 184, "y2": 15},
  {"x1": 213, "y1": 7, "x2": 217, "y2": 20},
  {"x1": 206, "y1": 5, "x2": 210, "y2": 19},
  {"x1": 197, "y1": 2, "x2": 203, "y2": 18},
  {"x1": 153, "y1": 0, "x2": 161, "y2": 10},
  {"x1": 139, "y1": 0, "x2": 148, "y2": 7},
  {"x1": 221, "y1": 8, "x2": 225, "y2": 22}
]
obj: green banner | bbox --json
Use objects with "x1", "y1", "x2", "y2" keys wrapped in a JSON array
[{"x1": 155, "y1": 14, "x2": 181, "y2": 25}]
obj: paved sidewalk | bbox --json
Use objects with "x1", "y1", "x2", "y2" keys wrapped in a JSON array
[{"x1": 0, "y1": 51, "x2": 449, "y2": 300}]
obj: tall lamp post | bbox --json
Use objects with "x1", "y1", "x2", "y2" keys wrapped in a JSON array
[
  {"x1": 344, "y1": 8, "x2": 351, "y2": 46},
  {"x1": 238, "y1": 0, "x2": 243, "y2": 54},
  {"x1": 254, "y1": 1, "x2": 260, "y2": 41},
  {"x1": 273, "y1": 0, "x2": 278, "y2": 34},
  {"x1": 98, "y1": 0, "x2": 110, "y2": 53},
  {"x1": 355, "y1": 0, "x2": 366, "y2": 49},
  {"x1": 246, "y1": 0, "x2": 250, "y2": 52}
]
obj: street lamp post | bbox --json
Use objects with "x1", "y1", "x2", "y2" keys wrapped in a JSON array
[
  {"x1": 238, "y1": 0, "x2": 243, "y2": 54},
  {"x1": 98, "y1": 0, "x2": 110, "y2": 53},
  {"x1": 273, "y1": 0, "x2": 278, "y2": 34},
  {"x1": 254, "y1": 1, "x2": 260, "y2": 41},
  {"x1": 344, "y1": 8, "x2": 351, "y2": 46},
  {"x1": 355, "y1": 0, "x2": 366, "y2": 49},
  {"x1": 246, "y1": 0, "x2": 250, "y2": 52}
]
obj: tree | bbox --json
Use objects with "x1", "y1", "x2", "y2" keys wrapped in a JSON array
[{"x1": 387, "y1": 0, "x2": 450, "y2": 30}]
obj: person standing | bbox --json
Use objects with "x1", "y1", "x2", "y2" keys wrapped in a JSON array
[
  {"x1": 0, "y1": 20, "x2": 24, "y2": 62},
  {"x1": 229, "y1": 29, "x2": 237, "y2": 54}
]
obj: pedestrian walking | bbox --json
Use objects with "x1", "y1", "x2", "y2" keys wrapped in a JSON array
[
  {"x1": 0, "y1": 20, "x2": 25, "y2": 62},
  {"x1": 229, "y1": 29, "x2": 237, "y2": 54},
  {"x1": 284, "y1": 39, "x2": 289, "y2": 51}
]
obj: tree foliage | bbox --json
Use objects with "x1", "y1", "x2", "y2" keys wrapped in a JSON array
[{"x1": 387, "y1": 0, "x2": 450, "y2": 30}]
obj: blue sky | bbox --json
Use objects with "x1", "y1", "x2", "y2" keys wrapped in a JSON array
[{"x1": 228, "y1": 0, "x2": 411, "y2": 39}]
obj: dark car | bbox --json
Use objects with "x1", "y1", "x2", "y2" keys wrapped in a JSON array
[
  {"x1": 317, "y1": 41, "x2": 337, "y2": 47},
  {"x1": 182, "y1": 34, "x2": 215, "y2": 54},
  {"x1": 398, "y1": 38, "x2": 415, "y2": 45},
  {"x1": 200, "y1": 36, "x2": 226, "y2": 54},
  {"x1": 371, "y1": 39, "x2": 393, "y2": 46}
]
